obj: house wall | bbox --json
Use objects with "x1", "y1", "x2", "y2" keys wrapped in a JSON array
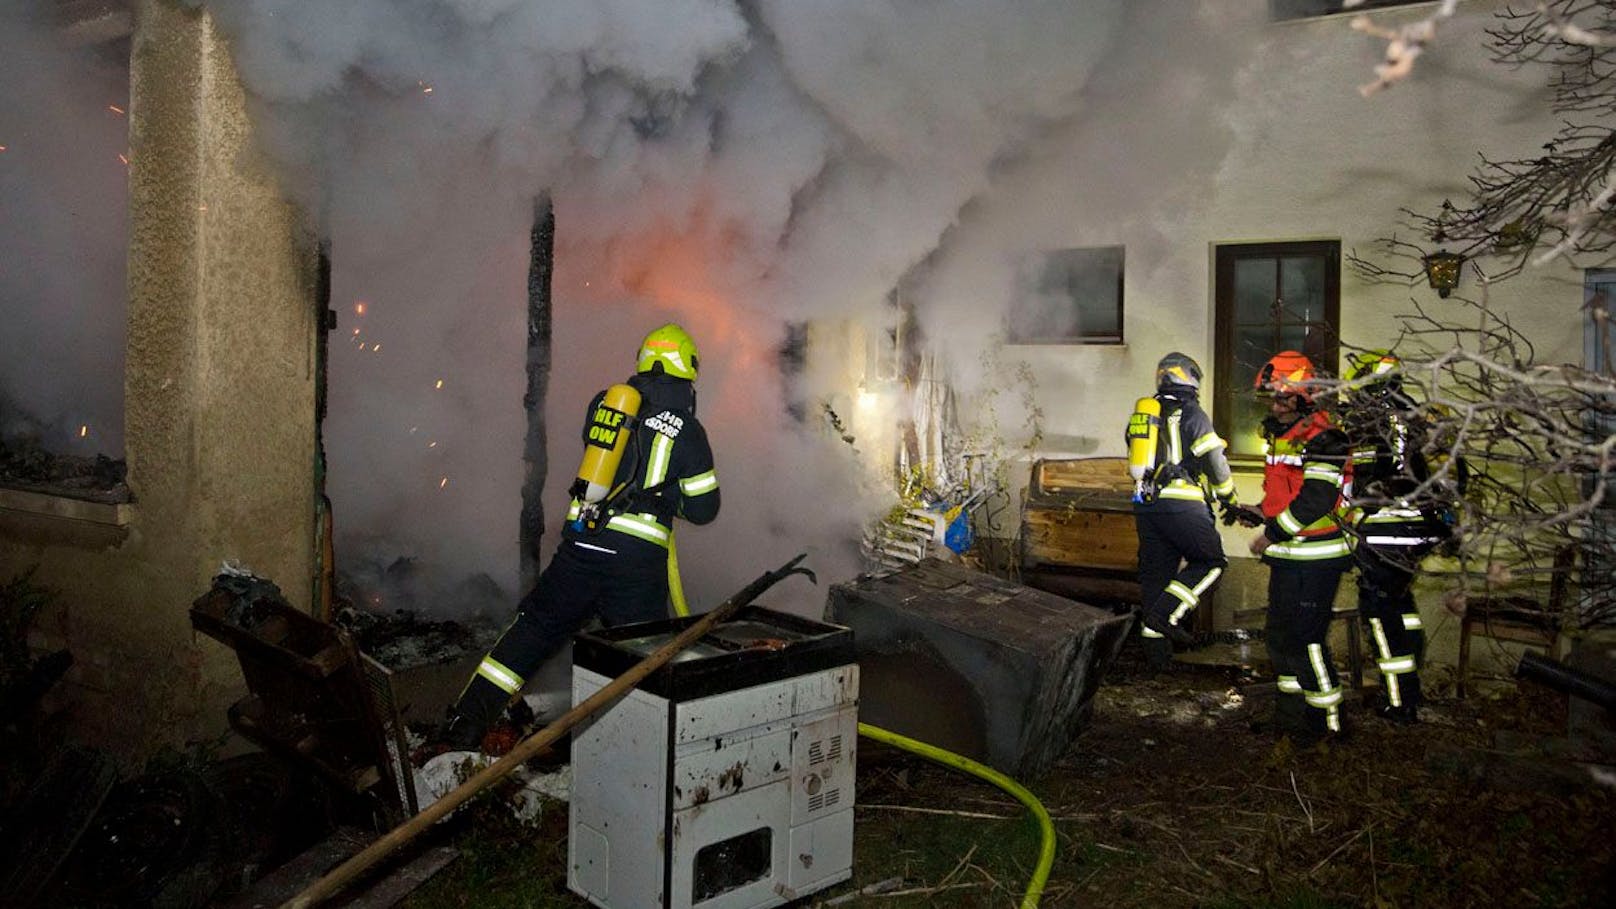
[
  {"x1": 0, "y1": 0, "x2": 319, "y2": 762},
  {"x1": 929, "y1": 2, "x2": 1581, "y2": 683}
]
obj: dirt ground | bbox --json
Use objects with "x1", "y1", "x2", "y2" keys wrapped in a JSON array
[{"x1": 404, "y1": 638, "x2": 1616, "y2": 909}]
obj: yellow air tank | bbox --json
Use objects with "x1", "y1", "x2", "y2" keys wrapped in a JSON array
[
  {"x1": 577, "y1": 383, "x2": 641, "y2": 504},
  {"x1": 1126, "y1": 396, "x2": 1161, "y2": 501}
]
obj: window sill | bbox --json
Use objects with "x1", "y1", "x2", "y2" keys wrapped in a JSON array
[{"x1": 0, "y1": 486, "x2": 134, "y2": 549}]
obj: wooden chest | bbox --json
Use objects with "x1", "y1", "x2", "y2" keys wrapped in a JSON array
[{"x1": 1021, "y1": 457, "x2": 1138, "y2": 572}]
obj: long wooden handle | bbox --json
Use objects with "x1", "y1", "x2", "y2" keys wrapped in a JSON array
[{"x1": 282, "y1": 554, "x2": 812, "y2": 909}]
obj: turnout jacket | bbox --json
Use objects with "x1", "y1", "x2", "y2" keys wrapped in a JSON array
[
  {"x1": 1260, "y1": 410, "x2": 1352, "y2": 566},
  {"x1": 1343, "y1": 389, "x2": 1451, "y2": 550},
  {"x1": 1139, "y1": 387, "x2": 1236, "y2": 507},
  {"x1": 563, "y1": 372, "x2": 719, "y2": 562}
]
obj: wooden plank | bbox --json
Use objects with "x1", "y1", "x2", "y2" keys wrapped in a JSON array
[
  {"x1": 224, "y1": 828, "x2": 374, "y2": 909},
  {"x1": 342, "y1": 847, "x2": 459, "y2": 909}
]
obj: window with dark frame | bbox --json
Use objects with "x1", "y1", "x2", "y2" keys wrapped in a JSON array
[
  {"x1": 1270, "y1": 0, "x2": 1429, "y2": 20},
  {"x1": 1213, "y1": 241, "x2": 1340, "y2": 461},
  {"x1": 1007, "y1": 246, "x2": 1124, "y2": 345}
]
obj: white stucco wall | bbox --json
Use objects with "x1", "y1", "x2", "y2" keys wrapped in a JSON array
[{"x1": 919, "y1": 1, "x2": 1580, "y2": 513}]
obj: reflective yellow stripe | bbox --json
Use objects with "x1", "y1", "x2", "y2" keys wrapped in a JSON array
[
  {"x1": 1190, "y1": 432, "x2": 1226, "y2": 456},
  {"x1": 1307, "y1": 643, "x2": 1336, "y2": 698},
  {"x1": 1277, "y1": 675, "x2": 1303, "y2": 694},
  {"x1": 1403, "y1": 614, "x2": 1423, "y2": 630},
  {"x1": 476, "y1": 656, "x2": 523, "y2": 694},
  {"x1": 680, "y1": 470, "x2": 718, "y2": 495},
  {"x1": 567, "y1": 500, "x2": 582, "y2": 520},
  {"x1": 605, "y1": 512, "x2": 671, "y2": 546},
  {"x1": 1277, "y1": 510, "x2": 1305, "y2": 535},
  {"x1": 646, "y1": 433, "x2": 673, "y2": 486},
  {"x1": 1378, "y1": 657, "x2": 1417, "y2": 673},
  {"x1": 1157, "y1": 484, "x2": 1206, "y2": 501},
  {"x1": 1211, "y1": 477, "x2": 1235, "y2": 497},
  {"x1": 1370, "y1": 617, "x2": 1393, "y2": 661},
  {"x1": 1141, "y1": 625, "x2": 1165, "y2": 639},
  {"x1": 1305, "y1": 688, "x2": 1344, "y2": 708},
  {"x1": 1386, "y1": 673, "x2": 1404, "y2": 707},
  {"x1": 1267, "y1": 537, "x2": 1351, "y2": 560},
  {"x1": 1304, "y1": 466, "x2": 1343, "y2": 486}
]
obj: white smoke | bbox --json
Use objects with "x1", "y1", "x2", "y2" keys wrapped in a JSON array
[
  {"x1": 5, "y1": 0, "x2": 1259, "y2": 621},
  {"x1": 0, "y1": 3, "x2": 129, "y2": 453}
]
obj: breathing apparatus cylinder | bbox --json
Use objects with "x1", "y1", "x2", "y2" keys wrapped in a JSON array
[
  {"x1": 1126, "y1": 396, "x2": 1161, "y2": 502},
  {"x1": 576, "y1": 383, "x2": 641, "y2": 504}
]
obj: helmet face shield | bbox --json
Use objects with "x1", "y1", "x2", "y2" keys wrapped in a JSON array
[
  {"x1": 1155, "y1": 351, "x2": 1203, "y2": 390},
  {"x1": 1254, "y1": 350, "x2": 1317, "y2": 402},
  {"x1": 636, "y1": 323, "x2": 700, "y2": 380}
]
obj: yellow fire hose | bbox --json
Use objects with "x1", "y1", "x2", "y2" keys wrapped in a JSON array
[
  {"x1": 668, "y1": 530, "x2": 690, "y2": 617},
  {"x1": 857, "y1": 723, "x2": 1055, "y2": 909}
]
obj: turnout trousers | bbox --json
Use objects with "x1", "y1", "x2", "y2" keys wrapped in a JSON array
[
  {"x1": 1356, "y1": 543, "x2": 1428, "y2": 711},
  {"x1": 451, "y1": 538, "x2": 670, "y2": 733},
  {"x1": 1265, "y1": 561, "x2": 1348, "y2": 736},
  {"x1": 1136, "y1": 501, "x2": 1228, "y2": 662}
]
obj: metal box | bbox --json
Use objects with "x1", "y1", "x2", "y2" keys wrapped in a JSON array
[
  {"x1": 568, "y1": 607, "x2": 858, "y2": 909},
  {"x1": 828, "y1": 559, "x2": 1130, "y2": 779}
]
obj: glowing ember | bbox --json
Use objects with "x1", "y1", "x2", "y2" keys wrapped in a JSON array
[
  {"x1": 353, "y1": 328, "x2": 362, "y2": 336},
  {"x1": 372, "y1": 344, "x2": 382, "y2": 353},
  {"x1": 358, "y1": 342, "x2": 367, "y2": 350},
  {"x1": 197, "y1": 204, "x2": 207, "y2": 212},
  {"x1": 117, "y1": 153, "x2": 129, "y2": 166},
  {"x1": 434, "y1": 379, "x2": 444, "y2": 389},
  {"x1": 418, "y1": 80, "x2": 434, "y2": 94},
  {"x1": 428, "y1": 441, "x2": 438, "y2": 448},
  {"x1": 355, "y1": 301, "x2": 367, "y2": 315},
  {"x1": 79, "y1": 425, "x2": 89, "y2": 438},
  {"x1": 439, "y1": 477, "x2": 448, "y2": 489},
  {"x1": 108, "y1": 105, "x2": 125, "y2": 115}
]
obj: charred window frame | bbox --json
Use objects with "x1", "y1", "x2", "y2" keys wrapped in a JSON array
[
  {"x1": 1213, "y1": 241, "x2": 1340, "y2": 462},
  {"x1": 1270, "y1": 0, "x2": 1431, "y2": 20},
  {"x1": 1007, "y1": 246, "x2": 1124, "y2": 345}
]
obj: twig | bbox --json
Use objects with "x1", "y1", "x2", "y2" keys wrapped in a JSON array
[
  {"x1": 1215, "y1": 853, "x2": 1263, "y2": 876},
  {"x1": 1309, "y1": 824, "x2": 1373, "y2": 876},
  {"x1": 865, "y1": 882, "x2": 986, "y2": 900},
  {"x1": 1290, "y1": 771, "x2": 1316, "y2": 834},
  {"x1": 937, "y1": 844, "x2": 978, "y2": 889},
  {"x1": 818, "y1": 876, "x2": 905, "y2": 906},
  {"x1": 855, "y1": 803, "x2": 1012, "y2": 820}
]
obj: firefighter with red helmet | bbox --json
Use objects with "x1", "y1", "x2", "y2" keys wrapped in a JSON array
[
  {"x1": 438, "y1": 324, "x2": 720, "y2": 750},
  {"x1": 1127, "y1": 352, "x2": 1239, "y2": 668},
  {"x1": 1341, "y1": 350, "x2": 1455, "y2": 724},
  {"x1": 1250, "y1": 351, "x2": 1353, "y2": 741}
]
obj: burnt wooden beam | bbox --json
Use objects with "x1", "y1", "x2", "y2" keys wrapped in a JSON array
[{"x1": 520, "y1": 196, "x2": 555, "y2": 590}]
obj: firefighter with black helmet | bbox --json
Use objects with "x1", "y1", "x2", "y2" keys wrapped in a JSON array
[
  {"x1": 1341, "y1": 349, "x2": 1453, "y2": 724},
  {"x1": 437, "y1": 323, "x2": 720, "y2": 750},
  {"x1": 1250, "y1": 351, "x2": 1353, "y2": 741},
  {"x1": 1128, "y1": 352, "x2": 1239, "y2": 668}
]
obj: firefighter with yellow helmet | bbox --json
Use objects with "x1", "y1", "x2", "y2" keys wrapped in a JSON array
[
  {"x1": 1341, "y1": 349, "x2": 1455, "y2": 724},
  {"x1": 437, "y1": 323, "x2": 720, "y2": 750},
  {"x1": 1127, "y1": 352, "x2": 1239, "y2": 669},
  {"x1": 1250, "y1": 351, "x2": 1353, "y2": 741}
]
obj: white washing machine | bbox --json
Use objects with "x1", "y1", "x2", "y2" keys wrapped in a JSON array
[{"x1": 568, "y1": 609, "x2": 858, "y2": 909}]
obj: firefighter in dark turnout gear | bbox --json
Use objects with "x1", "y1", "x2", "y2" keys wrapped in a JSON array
[
  {"x1": 1132, "y1": 353, "x2": 1237, "y2": 668},
  {"x1": 1250, "y1": 351, "x2": 1353, "y2": 740},
  {"x1": 439, "y1": 324, "x2": 720, "y2": 749},
  {"x1": 1341, "y1": 350, "x2": 1453, "y2": 724}
]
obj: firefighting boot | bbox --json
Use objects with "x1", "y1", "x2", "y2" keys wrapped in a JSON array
[
  {"x1": 1142, "y1": 636, "x2": 1173, "y2": 672},
  {"x1": 1142, "y1": 607, "x2": 1195, "y2": 647}
]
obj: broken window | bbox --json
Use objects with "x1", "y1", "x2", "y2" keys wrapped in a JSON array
[
  {"x1": 1, "y1": 7, "x2": 131, "y2": 499},
  {"x1": 1213, "y1": 240, "x2": 1340, "y2": 460},
  {"x1": 1007, "y1": 246, "x2": 1124, "y2": 345}
]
